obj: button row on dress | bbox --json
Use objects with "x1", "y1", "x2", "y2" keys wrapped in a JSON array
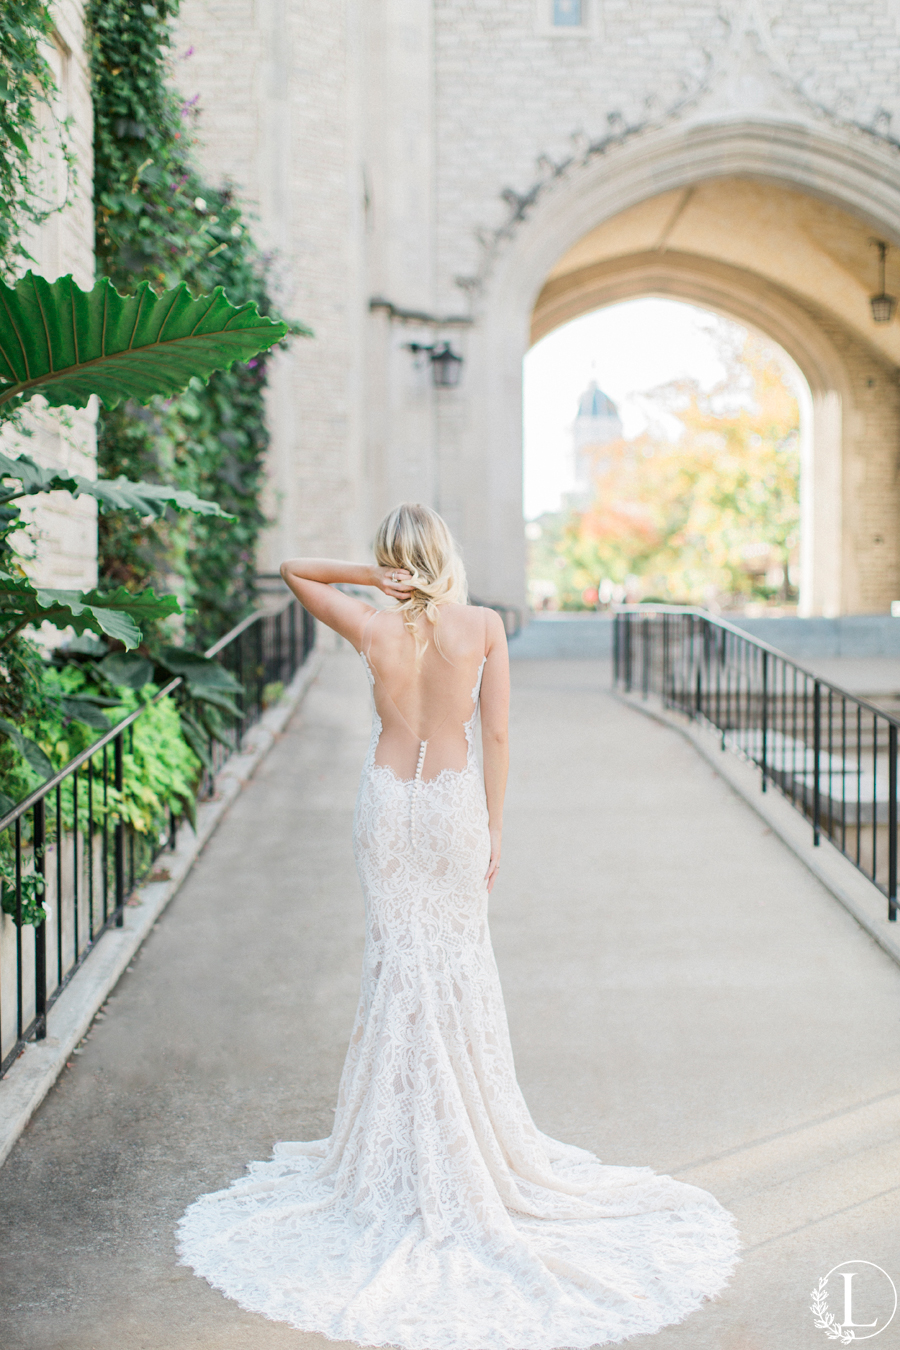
[{"x1": 411, "y1": 740, "x2": 428, "y2": 851}]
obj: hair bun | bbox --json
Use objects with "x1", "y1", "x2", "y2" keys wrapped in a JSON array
[{"x1": 373, "y1": 502, "x2": 468, "y2": 659}]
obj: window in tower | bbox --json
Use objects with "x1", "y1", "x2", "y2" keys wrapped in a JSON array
[{"x1": 552, "y1": 0, "x2": 583, "y2": 25}]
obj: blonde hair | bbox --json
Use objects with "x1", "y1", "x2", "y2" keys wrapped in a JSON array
[{"x1": 373, "y1": 502, "x2": 467, "y2": 655}]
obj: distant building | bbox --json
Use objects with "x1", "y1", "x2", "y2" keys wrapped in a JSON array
[{"x1": 570, "y1": 380, "x2": 623, "y2": 502}]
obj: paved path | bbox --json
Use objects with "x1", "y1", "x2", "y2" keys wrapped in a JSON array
[{"x1": 2, "y1": 649, "x2": 899, "y2": 1350}]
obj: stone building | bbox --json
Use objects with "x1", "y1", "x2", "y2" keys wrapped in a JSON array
[
  {"x1": 571, "y1": 379, "x2": 623, "y2": 499},
  {"x1": 23, "y1": 1, "x2": 900, "y2": 615}
]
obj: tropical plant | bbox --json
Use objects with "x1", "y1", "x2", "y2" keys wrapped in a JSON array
[
  {"x1": 99, "y1": 643, "x2": 244, "y2": 773},
  {"x1": 0, "y1": 270, "x2": 287, "y2": 415},
  {"x1": 0, "y1": 569, "x2": 179, "y2": 652},
  {"x1": 0, "y1": 269, "x2": 286, "y2": 787},
  {"x1": 0, "y1": 267, "x2": 285, "y2": 652},
  {"x1": 0, "y1": 1, "x2": 301, "y2": 924}
]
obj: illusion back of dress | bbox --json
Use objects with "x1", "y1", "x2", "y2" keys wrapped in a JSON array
[{"x1": 362, "y1": 605, "x2": 487, "y2": 783}]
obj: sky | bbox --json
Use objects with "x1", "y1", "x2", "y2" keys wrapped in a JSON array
[{"x1": 522, "y1": 298, "x2": 738, "y2": 519}]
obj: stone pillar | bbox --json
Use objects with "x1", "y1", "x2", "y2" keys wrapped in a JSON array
[
  {"x1": 361, "y1": 0, "x2": 439, "y2": 536},
  {"x1": 174, "y1": 0, "x2": 368, "y2": 571}
]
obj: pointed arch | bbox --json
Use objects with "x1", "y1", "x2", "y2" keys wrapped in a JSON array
[{"x1": 453, "y1": 119, "x2": 900, "y2": 615}]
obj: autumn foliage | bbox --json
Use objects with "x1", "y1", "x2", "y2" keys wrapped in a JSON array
[{"x1": 529, "y1": 331, "x2": 801, "y2": 610}]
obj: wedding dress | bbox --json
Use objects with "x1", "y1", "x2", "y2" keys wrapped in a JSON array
[{"x1": 177, "y1": 606, "x2": 739, "y2": 1348}]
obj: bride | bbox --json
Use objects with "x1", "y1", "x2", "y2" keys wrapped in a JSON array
[{"x1": 177, "y1": 502, "x2": 739, "y2": 1348}]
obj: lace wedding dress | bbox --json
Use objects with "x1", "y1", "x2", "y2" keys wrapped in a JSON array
[{"x1": 177, "y1": 607, "x2": 739, "y2": 1348}]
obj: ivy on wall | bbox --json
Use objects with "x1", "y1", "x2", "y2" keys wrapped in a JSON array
[
  {"x1": 87, "y1": 0, "x2": 299, "y2": 646},
  {"x1": 0, "y1": 2, "x2": 80, "y2": 817},
  {"x1": 0, "y1": 0, "x2": 69, "y2": 276},
  {"x1": 0, "y1": 2, "x2": 297, "y2": 845}
]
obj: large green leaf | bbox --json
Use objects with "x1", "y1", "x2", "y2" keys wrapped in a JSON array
[
  {"x1": 0, "y1": 717, "x2": 52, "y2": 777},
  {"x1": 0, "y1": 573, "x2": 179, "y2": 650},
  {"x1": 158, "y1": 646, "x2": 243, "y2": 694},
  {"x1": 0, "y1": 450, "x2": 233, "y2": 519},
  {"x1": 59, "y1": 697, "x2": 111, "y2": 731},
  {"x1": 0, "y1": 272, "x2": 289, "y2": 412},
  {"x1": 98, "y1": 652, "x2": 154, "y2": 689},
  {"x1": 188, "y1": 688, "x2": 244, "y2": 719},
  {"x1": 177, "y1": 708, "x2": 215, "y2": 774}
]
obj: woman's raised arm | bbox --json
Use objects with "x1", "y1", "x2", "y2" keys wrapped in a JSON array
[{"x1": 280, "y1": 558, "x2": 412, "y2": 649}]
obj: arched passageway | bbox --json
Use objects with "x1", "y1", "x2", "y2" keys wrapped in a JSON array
[
  {"x1": 458, "y1": 121, "x2": 900, "y2": 615},
  {"x1": 523, "y1": 296, "x2": 811, "y2": 613}
]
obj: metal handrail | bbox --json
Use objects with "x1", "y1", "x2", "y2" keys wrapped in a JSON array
[
  {"x1": 614, "y1": 604, "x2": 899, "y2": 923},
  {"x1": 204, "y1": 605, "x2": 273, "y2": 656},
  {"x1": 0, "y1": 594, "x2": 315, "y2": 1076},
  {"x1": 0, "y1": 593, "x2": 319, "y2": 832},
  {"x1": 0, "y1": 677, "x2": 182, "y2": 836},
  {"x1": 613, "y1": 604, "x2": 900, "y2": 723}
]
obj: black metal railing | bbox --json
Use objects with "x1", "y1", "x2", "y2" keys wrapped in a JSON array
[
  {"x1": 0, "y1": 594, "x2": 314, "y2": 1078},
  {"x1": 202, "y1": 595, "x2": 315, "y2": 780},
  {"x1": 614, "y1": 605, "x2": 898, "y2": 924}
]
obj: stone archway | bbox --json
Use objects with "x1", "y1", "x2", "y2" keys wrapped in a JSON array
[
  {"x1": 452, "y1": 118, "x2": 900, "y2": 615},
  {"x1": 530, "y1": 251, "x2": 846, "y2": 618}
]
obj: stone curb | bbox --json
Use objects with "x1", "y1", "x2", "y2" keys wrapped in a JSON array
[
  {"x1": 616, "y1": 689, "x2": 900, "y2": 972},
  {"x1": 0, "y1": 649, "x2": 324, "y2": 1169}
]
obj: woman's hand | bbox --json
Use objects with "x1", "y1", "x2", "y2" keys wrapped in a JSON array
[
  {"x1": 373, "y1": 565, "x2": 414, "y2": 601},
  {"x1": 485, "y1": 827, "x2": 502, "y2": 893}
]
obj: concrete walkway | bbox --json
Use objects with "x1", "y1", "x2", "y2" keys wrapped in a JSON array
[{"x1": 1, "y1": 649, "x2": 899, "y2": 1350}]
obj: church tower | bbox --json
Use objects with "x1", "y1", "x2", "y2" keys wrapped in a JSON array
[{"x1": 571, "y1": 380, "x2": 623, "y2": 500}]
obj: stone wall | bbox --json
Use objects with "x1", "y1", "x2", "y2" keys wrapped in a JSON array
[
  {"x1": 4, "y1": 0, "x2": 97, "y2": 592},
  {"x1": 432, "y1": 1, "x2": 900, "y2": 308},
  {"x1": 173, "y1": 0, "x2": 367, "y2": 570},
  {"x1": 170, "y1": 0, "x2": 900, "y2": 612}
]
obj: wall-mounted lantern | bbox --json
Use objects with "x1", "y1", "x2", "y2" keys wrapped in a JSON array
[
  {"x1": 406, "y1": 341, "x2": 464, "y2": 389},
  {"x1": 870, "y1": 240, "x2": 896, "y2": 323}
]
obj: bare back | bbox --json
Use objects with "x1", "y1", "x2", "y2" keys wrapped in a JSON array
[{"x1": 361, "y1": 603, "x2": 488, "y2": 783}]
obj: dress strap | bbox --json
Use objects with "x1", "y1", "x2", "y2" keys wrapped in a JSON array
[
  {"x1": 472, "y1": 606, "x2": 489, "y2": 702},
  {"x1": 360, "y1": 606, "x2": 382, "y2": 656},
  {"x1": 471, "y1": 656, "x2": 487, "y2": 706}
]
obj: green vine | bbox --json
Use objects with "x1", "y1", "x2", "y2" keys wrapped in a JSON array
[
  {"x1": 0, "y1": 1, "x2": 73, "y2": 275},
  {"x1": 0, "y1": 1, "x2": 297, "y2": 886},
  {"x1": 87, "y1": 0, "x2": 296, "y2": 646}
]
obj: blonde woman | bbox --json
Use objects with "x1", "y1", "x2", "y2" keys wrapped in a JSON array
[{"x1": 178, "y1": 503, "x2": 738, "y2": 1348}]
